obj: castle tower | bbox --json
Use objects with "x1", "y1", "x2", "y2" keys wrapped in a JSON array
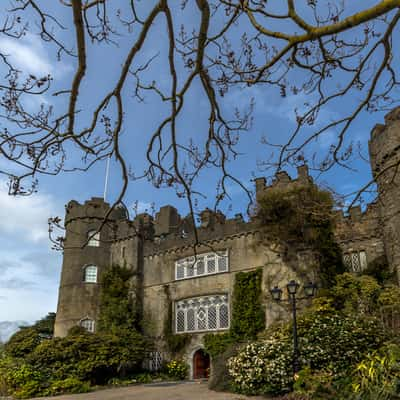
[
  {"x1": 54, "y1": 197, "x2": 127, "y2": 337},
  {"x1": 369, "y1": 107, "x2": 400, "y2": 284}
]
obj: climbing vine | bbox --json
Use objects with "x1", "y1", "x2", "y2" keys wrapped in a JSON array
[
  {"x1": 205, "y1": 269, "x2": 265, "y2": 356},
  {"x1": 257, "y1": 184, "x2": 346, "y2": 286},
  {"x1": 97, "y1": 265, "x2": 138, "y2": 334}
]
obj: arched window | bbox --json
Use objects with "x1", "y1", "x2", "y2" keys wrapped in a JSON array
[
  {"x1": 80, "y1": 318, "x2": 95, "y2": 333},
  {"x1": 87, "y1": 230, "x2": 100, "y2": 247},
  {"x1": 83, "y1": 265, "x2": 98, "y2": 283}
]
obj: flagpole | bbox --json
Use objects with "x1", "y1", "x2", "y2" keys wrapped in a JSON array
[{"x1": 103, "y1": 155, "x2": 111, "y2": 202}]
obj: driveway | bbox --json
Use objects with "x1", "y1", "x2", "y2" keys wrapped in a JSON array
[{"x1": 31, "y1": 381, "x2": 267, "y2": 400}]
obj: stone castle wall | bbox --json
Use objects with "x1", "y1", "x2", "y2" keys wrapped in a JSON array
[{"x1": 54, "y1": 107, "x2": 400, "y2": 375}]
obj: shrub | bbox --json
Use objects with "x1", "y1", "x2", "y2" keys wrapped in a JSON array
[
  {"x1": 228, "y1": 308, "x2": 387, "y2": 396},
  {"x1": 44, "y1": 378, "x2": 91, "y2": 396},
  {"x1": 351, "y1": 343, "x2": 400, "y2": 400},
  {"x1": 166, "y1": 360, "x2": 188, "y2": 380},
  {"x1": 228, "y1": 331, "x2": 293, "y2": 395},
  {"x1": 4, "y1": 327, "x2": 42, "y2": 358}
]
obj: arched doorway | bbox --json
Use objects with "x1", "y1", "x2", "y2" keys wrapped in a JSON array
[{"x1": 193, "y1": 349, "x2": 210, "y2": 379}]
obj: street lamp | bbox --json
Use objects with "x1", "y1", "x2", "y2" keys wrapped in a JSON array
[{"x1": 270, "y1": 280, "x2": 317, "y2": 376}]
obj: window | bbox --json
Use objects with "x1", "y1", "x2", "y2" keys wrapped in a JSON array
[
  {"x1": 87, "y1": 230, "x2": 100, "y2": 247},
  {"x1": 175, "y1": 251, "x2": 229, "y2": 280},
  {"x1": 144, "y1": 351, "x2": 163, "y2": 372},
  {"x1": 83, "y1": 265, "x2": 98, "y2": 283},
  {"x1": 80, "y1": 318, "x2": 95, "y2": 333},
  {"x1": 175, "y1": 294, "x2": 229, "y2": 333},
  {"x1": 343, "y1": 250, "x2": 367, "y2": 272}
]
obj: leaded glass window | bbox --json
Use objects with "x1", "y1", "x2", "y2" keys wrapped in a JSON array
[
  {"x1": 343, "y1": 251, "x2": 368, "y2": 272},
  {"x1": 175, "y1": 294, "x2": 229, "y2": 333},
  {"x1": 175, "y1": 251, "x2": 229, "y2": 280}
]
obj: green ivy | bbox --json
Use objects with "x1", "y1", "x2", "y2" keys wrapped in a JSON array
[
  {"x1": 257, "y1": 184, "x2": 346, "y2": 287},
  {"x1": 203, "y1": 333, "x2": 235, "y2": 358},
  {"x1": 231, "y1": 269, "x2": 265, "y2": 340},
  {"x1": 204, "y1": 269, "x2": 265, "y2": 357},
  {"x1": 97, "y1": 265, "x2": 138, "y2": 334}
]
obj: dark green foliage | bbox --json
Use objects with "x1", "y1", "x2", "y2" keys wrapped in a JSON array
[
  {"x1": 28, "y1": 330, "x2": 146, "y2": 385},
  {"x1": 5, "y1": 313, "x2": 56, "y2": 358},
  {"x1": 31, "y1": 312, "x2": 56, "y2": 337},
  {"x1": 204, "y1": 333, "x2": 235, "y2": 358},
  {"x1": 97, "y1": 265, "x2": 138, "y2": 334},
  {"x1": 4, "y1": 328, "x2": 42, "y2": 358},
  {"x1": 1, "y1": 266, "x2": 149, "y2": 398},
  {"x1": 362, "y1": 255, "x2": 395, "y2": 284},
  {"x1": 257, "y1": 184, "x2": 346, "y2": 286},
  {"x1": 230, "y1": 269, "x2": 265, "y2": 339}
]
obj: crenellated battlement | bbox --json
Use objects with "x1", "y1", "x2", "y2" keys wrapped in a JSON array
[
  {"x1": 64, "y1": 197, "x2": 127, "y2": 226},
  {"x1": 255, "y1": 164, "x2": 313, "y2": 200}
]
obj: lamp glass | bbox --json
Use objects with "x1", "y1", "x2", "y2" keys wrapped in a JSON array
[
  {"x1": 270, "y1": 286, "x2": 282, "y2": 301},
  {"x1": 304, "y1": 282, "x2": 317, "y2": 297},
  {"x1": 286, "y1": 280, "x2": 299, "y2": 295}
]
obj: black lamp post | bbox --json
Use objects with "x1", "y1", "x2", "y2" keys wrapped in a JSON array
[{"x1": 270, "y1": 280, "x2": 317, "y2": 376}]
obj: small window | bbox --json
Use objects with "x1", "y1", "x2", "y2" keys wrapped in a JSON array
[
  {"x1": 84, "y1": 265, "x2": 98, "y2": 283},
  {"x1": 343, "y1": 250, "x2": 368, "y2": 272},
  {"x1": 87, "y1": 230, "x2": 100, "y2": 247},
  {"x1": 80, "y1": 318, "x2": 95, "y2": 333}
]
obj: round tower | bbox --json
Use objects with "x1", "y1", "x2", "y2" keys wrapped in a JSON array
[
  {"x1": 369, "y1": 107, "x2": 400, "y2": 284},
  {"x1": 54, "y1": 197, "x2": 127, "y2": 337}
]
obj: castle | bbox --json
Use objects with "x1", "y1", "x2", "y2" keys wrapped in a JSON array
[{"x1": 54, "y1": 107, "x2": 400, "y2": 379}]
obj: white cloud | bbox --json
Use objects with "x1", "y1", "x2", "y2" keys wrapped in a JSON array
[
  {"x1": 0, "y1": 34, "x2": 71, "y2": 78},
  {"x1": 0, "y1": 181, "x2": 61, "y2": 243}
]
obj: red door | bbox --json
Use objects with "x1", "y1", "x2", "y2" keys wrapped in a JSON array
[{"x1": 193, "y1": 349, "x2": 210, "y2": 379}]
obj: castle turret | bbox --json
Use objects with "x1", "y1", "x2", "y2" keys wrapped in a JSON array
[
  {"x1": 369, "y1": 107, "x2": 400, "y2": 284},
  {"x1": 54, "y1": 197, "x2": 127, "y2": 337}
]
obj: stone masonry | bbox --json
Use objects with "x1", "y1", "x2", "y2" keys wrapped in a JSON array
[{"x1": 54, "y1": 107, "x2": 400, "y2": 378}]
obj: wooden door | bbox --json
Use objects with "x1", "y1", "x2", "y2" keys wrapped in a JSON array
[{"x1": 193, "y1": 349, "x2": 210, "y2": 379}]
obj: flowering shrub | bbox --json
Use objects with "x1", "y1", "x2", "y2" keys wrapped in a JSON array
[
  {"x1": 165, "y1": 359, "x2": 188, "y2": 380},
  {"x1": 228, "y1": 331, "x2": 293, "y2": 395},
  {"x1": 228, "y1": 309, "x2": 387, "y2": 396}
]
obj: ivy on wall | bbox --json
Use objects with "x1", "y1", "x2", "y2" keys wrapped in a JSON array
[
  {"x1": 204, "y1": 269, "x2": 265, "y2": 357},
  {"x1": 230, "y1": 269, "x2": 265, "y2": 339},
  {"x1": 257, "y1": 184, "x2": 346, "y2": 286},
  {"x1": 97, "y1": 265, "x2": 138, "y2": 334}
]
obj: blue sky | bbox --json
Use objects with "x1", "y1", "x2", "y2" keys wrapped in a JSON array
[{"x1": 0, "y1": 1, "x2": 397, "y2": 322}]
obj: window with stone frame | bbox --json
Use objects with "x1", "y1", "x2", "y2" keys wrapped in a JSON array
[
  {"x1": 175, "y1": 250, "x2": 229, "y2": 280},
  {"x1": 83, "y1": 265, "x2": 98, "y2": 283},
  {"x1": 343, "y1": 250, "x2": 368, "y2": 272},
  {"x1": 80, "y1": 318, "x2": 95, "y2": 333},
  {"x1": 87, "y1": 230, "x2": 100, "y2": 247},
  {"x1": 175, "y1": 294, "x2": 229, "y2": 333}
]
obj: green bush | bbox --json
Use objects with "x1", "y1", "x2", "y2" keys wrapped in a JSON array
[
  {"x1": 228, "y1": 308, "x2": 387, "y2": 396},
  {"x1": 351, "y1": 343, "x2": 400, "y2": 400},
  {"x1": 165, "y1": 360, "x2": 188, "y2": 380},
  {"x1": 29, "y1": 330, "x2": 146, "y2": 384},
  {"x1": 4, "y1": 327, "x2": 42, "y2": 358}
]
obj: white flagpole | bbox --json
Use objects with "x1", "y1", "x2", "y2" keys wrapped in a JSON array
[{"x1": 103, "y1": 155, "x2": 111, "y2": 201}]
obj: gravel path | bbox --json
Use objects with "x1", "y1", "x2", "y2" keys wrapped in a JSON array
[{"x1": 31, "y1": 381, "x2": 267, "y2": 400}]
